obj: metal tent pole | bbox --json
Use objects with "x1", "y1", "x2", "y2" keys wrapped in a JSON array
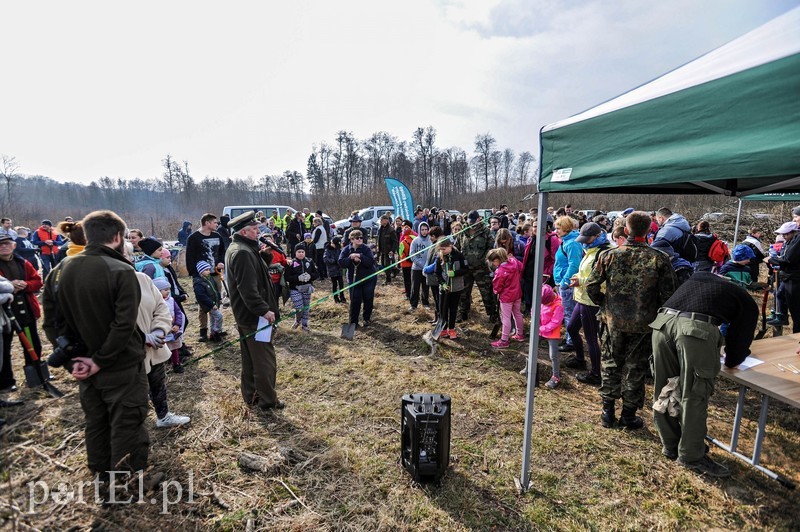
[
  {"x1": 733, "y1": 198, "x2": 743, "y2": 247},
  {"x1": 517, "y1": 191, "x2": 548, "y2": 493}
]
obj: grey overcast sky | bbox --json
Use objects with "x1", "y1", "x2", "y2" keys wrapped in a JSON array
[{"x1": 1, "y1": 0, "x2": 797, "y2": 184}]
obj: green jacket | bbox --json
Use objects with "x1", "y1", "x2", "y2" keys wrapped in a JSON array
[
  {"x1": 225, "y1": 233, "x2": 279, "y2": 330},
  {"x1": 458, "y1": 224, "x2": 492, "y2": 271},
  {"x1": 42, "y1": 244, "x2": 144, "y2": 371},
  {"x1": 586, "y1": 240, "x2": 676, "y2": 333}
]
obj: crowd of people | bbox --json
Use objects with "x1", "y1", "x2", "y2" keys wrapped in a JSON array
[{"x1": 0, "y1": 202, "x2": 798, "y2": 489}]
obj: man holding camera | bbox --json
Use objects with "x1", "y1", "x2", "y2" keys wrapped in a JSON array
[{"x1": 43, "y1": 210, "x2": 149, "y2": 476}]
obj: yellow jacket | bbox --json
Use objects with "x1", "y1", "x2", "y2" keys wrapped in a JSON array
[{"x1": 572, "y1": 245, "x2": 607, "y2": 306}]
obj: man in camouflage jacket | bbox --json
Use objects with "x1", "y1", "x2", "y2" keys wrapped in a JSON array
[
  {"x1": 457, "y1": 211, "x2": 498, "y2": 323},
  {"x1": 586, "y1": 211, "x2": 675, "y2": 429}
]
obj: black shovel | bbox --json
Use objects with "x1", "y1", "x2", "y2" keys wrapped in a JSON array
[
  {"x1": 340, "y1": 264, "x2": 358, "y2": 340},
  {"x1": 2, "y1": 304, "x2": 63, "y2": 398},
  {"x1": 430, "y1": 288, "x2": 447, "y2": 341}
]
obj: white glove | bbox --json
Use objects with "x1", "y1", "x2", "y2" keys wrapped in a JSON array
[
  {"x1": 0, "y1": 293, "x2": 13, "y2": 305},
  {"x1": 145, "y1": 330, "x2": 166, "y2": 348}
]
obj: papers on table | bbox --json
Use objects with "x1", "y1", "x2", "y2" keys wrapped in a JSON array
[
  {"x1": 721, "y1": 355, "x2": 764, "y2": 370},
  {"x1": 255, "y1": 316, "x2": 273, "y2": 343}
]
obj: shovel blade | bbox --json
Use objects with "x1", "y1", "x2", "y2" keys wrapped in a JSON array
[
  {"x1": 431, "y1": 320, "x2": 445, "y2": 341},
  {"x1": 340, "y1": 323, "x2": 356, "y2": 340},
  {"x1": 24, "y1": 362, "x2": 51, "y2": 388}
]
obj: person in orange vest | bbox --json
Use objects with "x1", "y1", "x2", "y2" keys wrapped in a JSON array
[{"x1": 31, "y1": 220, "x2": 64, "y2": 278}]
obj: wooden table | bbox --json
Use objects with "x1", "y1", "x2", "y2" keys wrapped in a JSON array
[{"x1": 707, "y1": 333, "x2": 800, "y2": 488}]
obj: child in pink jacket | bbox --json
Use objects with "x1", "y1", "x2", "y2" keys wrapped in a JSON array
[
  {"x1": 537, "y1": 284, "x2": 564, "y2": 388},
  {"x1": 488, "y1": 248, "x2": 524, "y2": 349}
]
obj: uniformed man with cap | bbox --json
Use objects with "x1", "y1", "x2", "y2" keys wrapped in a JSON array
[{"x1": 225, "y1": 211, "x2": 283, "y2": 410}]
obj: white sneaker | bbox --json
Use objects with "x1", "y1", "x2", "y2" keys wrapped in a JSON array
[{"x1": 156, "y1": 412, "x2": 191, "y2": 428}]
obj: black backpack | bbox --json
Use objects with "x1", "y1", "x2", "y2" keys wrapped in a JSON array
[{"x1": 674, "y1": 230, "x2": 699, "y2": 262}]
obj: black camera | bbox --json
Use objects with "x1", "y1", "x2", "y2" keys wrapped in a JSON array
[{"x1": 47, "y1": 335, "x2": 87, "y2": 368}]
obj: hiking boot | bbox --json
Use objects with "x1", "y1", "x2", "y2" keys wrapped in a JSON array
[
  {"x1": 511, "y1": 333, "x2": 526, "y2": 342},
  {"x1": 678, "y1": 455, "x2": 731, "y2": 478},
  {"x1": 156, "y1": 412, "x2": 191, "y2": 428},
  {"x1": 491, "y1": 339, "x2": 510, "y2": 349},
  {"x1": 576, "y1": 372, "x2": 601, "y2": 386},
  {"x1": 198, "y1": 328, "x2": 209, "y2": 342},
  {"x1": 601, "y1": 400, "x2": 616, "y2": 428},
  {"x1": 489, "y1": 323, "x2": 501, "y2": 339},
  {"x1": 558, "y1": 343, "x2": 575, "y2": 353},
  {"x1": 545, "y1": 375, "x2": 561, "y2": 389},
  {"x1": 564, "y1": 357, "x2": 586, "y2": 369},
  {"x1": 172, "y1": 363, "x2": 185, "y2": 374},
  {"x1": 767, "y1": 313, "x2": 790, "y2": 326},
  {"x1": 618, "y1": 406, "x2": 644, "y2": 430},
  {"x1": 208, "y1": 333, "x2": 223, "y2": 343}
]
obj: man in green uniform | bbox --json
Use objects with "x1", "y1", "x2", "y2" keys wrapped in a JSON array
[
  {"x1": 457, "y1": 210, "x2": 498, "y2": 324},
  {"x1": 225, "y1": 211, "x2": 283, "y2": 410},
  {"x1": 649, "y1": 272, "x2": 757, "y2": 477},
  {"x1": 586, "y1": 211, "x2": 675, "y2": 429}
]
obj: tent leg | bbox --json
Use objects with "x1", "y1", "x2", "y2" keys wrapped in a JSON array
[
  {"x1": 518, "y1": 191, "x2": 548, "y2": 493},
  {"x1": 733, "y1": 198, "x2": 743, "y2": 247}
]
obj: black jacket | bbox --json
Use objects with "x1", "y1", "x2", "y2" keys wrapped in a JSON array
[
  {"x1": 285, "y1": 256, "x2": 319, "y2": 289},
  {"x1": 377, "y1": 223, "x2": 398, "y2": 254}
]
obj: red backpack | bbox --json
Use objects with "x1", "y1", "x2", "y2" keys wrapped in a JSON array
[{"x1": 708, "y1": 238, "x2": 730, "y2": 264}]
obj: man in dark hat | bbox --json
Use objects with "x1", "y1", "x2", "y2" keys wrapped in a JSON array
[
  {"x1": 225, "y1": 211, "x2": 283, "y2": 411},
  {"x1": 343, "y1": 214, "x2": 367, "y2": 245}
]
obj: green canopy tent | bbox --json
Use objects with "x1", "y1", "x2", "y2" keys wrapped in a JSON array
[
  {"x1": 518, "y1": 7, "x2": 800, "y2": 491},
  {"x1": 734, "y1": 193, "x2": 800, "y2": 246}
]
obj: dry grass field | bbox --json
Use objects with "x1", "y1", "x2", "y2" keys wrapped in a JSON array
[{"x1": 1, "y1": 276, "x2": 798, "y2": 531}]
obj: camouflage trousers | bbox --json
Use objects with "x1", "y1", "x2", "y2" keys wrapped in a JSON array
[
  {"x1": 599, "y1": 327, "x2": 652, "y2": 410},
  {"x1": 458, "y1": 269, "x2": 498, "y2": 322}
]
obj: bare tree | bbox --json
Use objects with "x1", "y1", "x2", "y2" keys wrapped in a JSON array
[
  {"x1": 502, "y1": 148, "x2": 514, "y2": 188},
  {"x1": 473, "y1": 133, "x2": 496, "y2": 190},
  {"x1": 516, "y1": 151, "x2": 535, "y2": 186},
  {"x1": 0, "y1": 154, "x2": 21, "y2": 213}
]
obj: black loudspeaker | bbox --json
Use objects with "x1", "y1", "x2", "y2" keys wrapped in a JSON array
[{"x1": 401, "y1": 393, "x2": 451, "y2": 482}]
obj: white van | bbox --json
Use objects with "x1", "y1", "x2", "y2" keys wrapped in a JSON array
[
  {"x1": 332, "y1": 205, "x2": 395, "y2": 236},
  {"x1": 222, "y1": 205, "x2": 295, "y2": 220}
]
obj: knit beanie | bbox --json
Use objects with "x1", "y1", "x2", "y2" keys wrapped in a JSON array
[
  {"x1": 153, "y1": 277, "x2": 171, "y2": 291},
  {"x1": 196, "y1": 260, "x2": 212, "y2": 275},
  {"x1": 541, "y1": 284, "x2": 555, "y2": 305},
  {"x1": 295, "y1": 243, "x2": 307, "y2": 252},
  {"x1": 304, "y1": 232, "x2": 312, "y2": 240},
  {"x1": 139, "y1": 237, "x2": 162, "y2": 257}
]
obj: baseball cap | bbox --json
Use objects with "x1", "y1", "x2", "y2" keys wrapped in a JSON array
[
  {"x1": 576, "y1": 222, "x2": 602, "y2": 243},
  {"x1": 775, "y1": 222, "x2": 798, "y2": 234}
]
